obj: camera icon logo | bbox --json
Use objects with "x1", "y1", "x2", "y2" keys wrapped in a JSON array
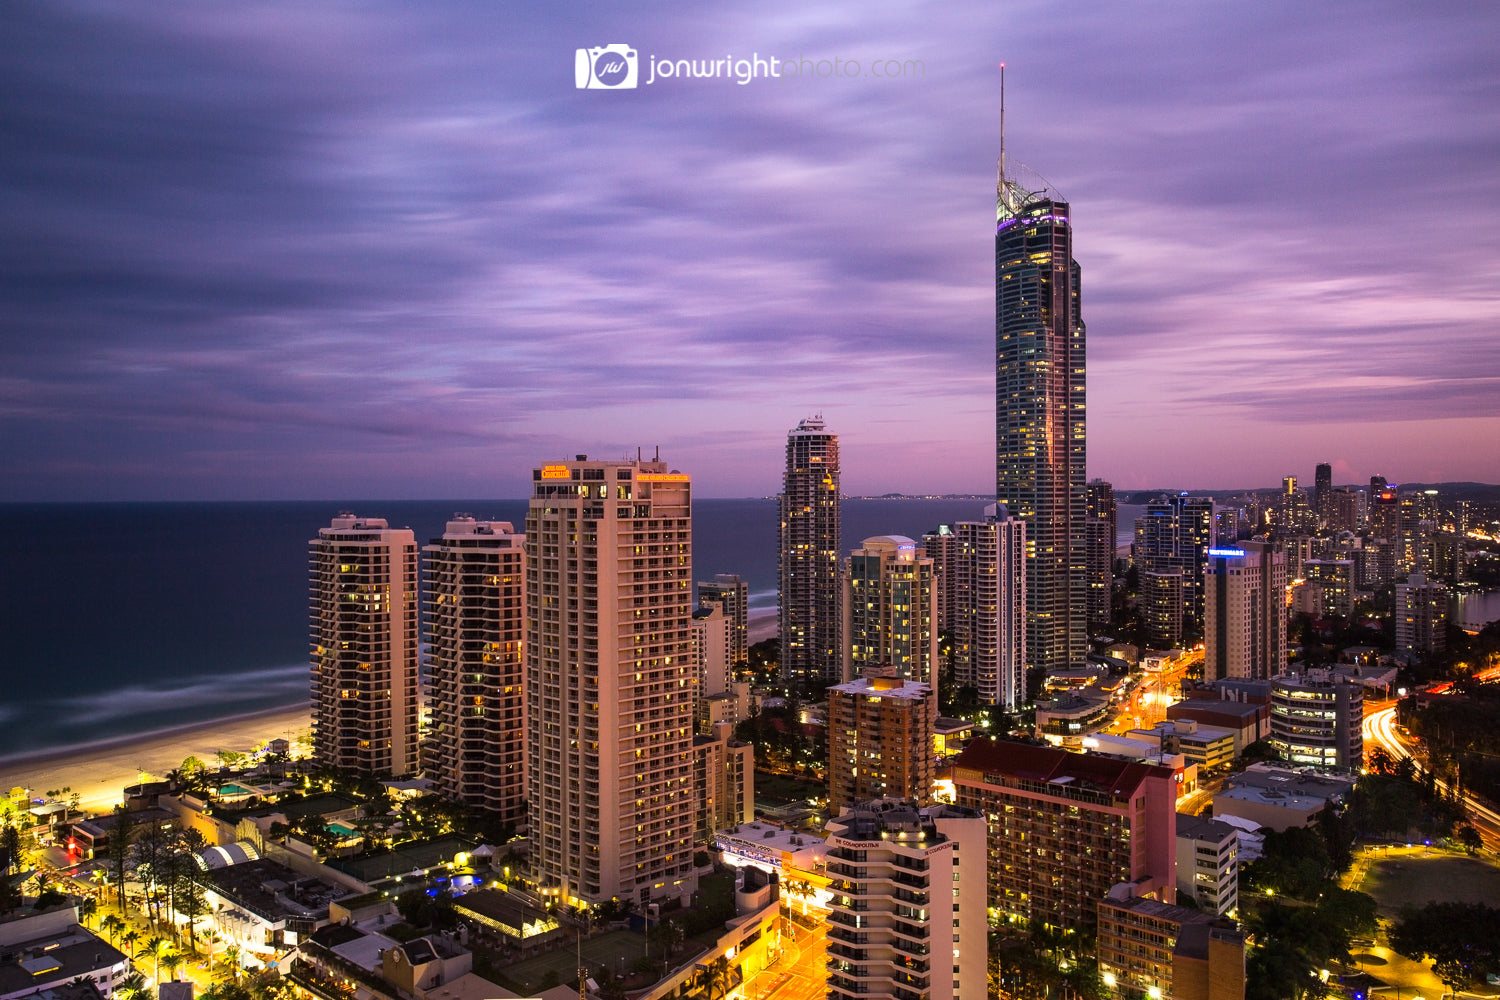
[{"x1": 575, "y1": 44, "x2": 638, "y2": 89}]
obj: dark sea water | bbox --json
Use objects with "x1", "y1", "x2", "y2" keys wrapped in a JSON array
[{"x1": 0, "y1": 497, "x2": 988, "y2": 761}]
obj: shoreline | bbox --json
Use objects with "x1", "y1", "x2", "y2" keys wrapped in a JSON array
[
  {"x1": 0, "y1": 703, "x2": 311, "y2": 815},
  {"x1": 3, "y1": 615, "x2": 780, "y2": 818}
]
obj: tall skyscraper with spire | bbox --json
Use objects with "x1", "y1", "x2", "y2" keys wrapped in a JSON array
[
  {"x1": 995, "y1": 75, "x2": 1087, "y2": 675},
  {"x1": 780, "y1": 416, "x2": 842, "y2": 689}
]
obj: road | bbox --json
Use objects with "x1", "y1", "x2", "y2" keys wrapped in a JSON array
[
  {"x1": 1362, "y1": 703, "x2": 1500, "y2": 850},
  {"x1": 745, "y1": 911, "x2": 827, "y2": 1000},
  {"x1": 1103, "y1": 648, "x2": 1201, "y2": 735}
]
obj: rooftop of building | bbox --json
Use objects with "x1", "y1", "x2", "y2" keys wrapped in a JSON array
[
  {"x1": 1033, "y1": 690, "x2": 1112, "y2": 719},
  {"x1": 1101, "y1": 893, "x2": 1222, "y2": 928},
  {"x1": 1175, "y1": 814, "x2": 1239, "y2": 842},
  {"x1": 201, "y1": 856, "x2": 351, "y2": 922},
  {"x1": 1227, "y1": 764, "x2": 1355, "y2": 800},
  {"x1": 854, "y1": 534, "x2": 918, "y2": 551},
  {"x1": 70, "y1": 806, "x2": 177, "y2": 838},
  {"x1": 715, "y1": 821, "x2": 822, "y2": 858},
  {"x1": 1134, "y1": 720, "x2": 1237, "y2": 743},
  {"x1": 1212, "y1": 679, "x2": 1273, "y2": 701},
  {"x1": 1080, "y1": 733, "x2": 1162, "y2": 760},
  {"x1": 1214, "y1": 785, "x2": 1330, "y2": 812},
  {"x1": 1167, "y1": 699, "x2": 1266, "y2": 724},
  {"x1": 828, "y1": 676, "x2": 932, "y2": 700},
  {"x1": 432, "y1": 516, "x2": 520, "y2": 539},
  {"x1": 27, "y1": 982, "x2": 106, "y2": 1000},
  {"x1": 952, "y1": 739, "x2": 1171, "y2": 799},
  {"x1": 1175, "y1": 919, "x2": 1246, "y2": 960},
  {"x1": 0, "y1": 922, "x2": 126, "y2": 998},
  {"x1": 1272, "y1": 671, "x2": 1366, "y2": 693},
  {"x1": 421, "y1": 971, "x2": 522, "y2": 1000},
  {"x1": 826, "y1": 800, "x2": 981, "y2": 844}
]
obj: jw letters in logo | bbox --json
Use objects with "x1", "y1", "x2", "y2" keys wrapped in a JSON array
[{"x1": 576, "y1": 44, "x2": 638, "y2": 89}]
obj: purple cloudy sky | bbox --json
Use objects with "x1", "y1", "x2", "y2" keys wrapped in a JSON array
[{"x1": 4, "y1": 2, "x2": 1498, "y2": 500}]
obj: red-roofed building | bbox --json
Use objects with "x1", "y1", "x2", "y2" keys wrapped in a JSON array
[{"x1": 950, "y1": 739, "x2": 1178, "y2": 932}]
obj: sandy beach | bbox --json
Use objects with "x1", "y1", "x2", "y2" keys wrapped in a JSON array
[{"x1": 0, "y1": 705, "x2": 311, "y2": 815}]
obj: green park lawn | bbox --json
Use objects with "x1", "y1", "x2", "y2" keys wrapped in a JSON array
[{"x1": 1361, "y1": 850, "x2": 1500, "y2": 916}]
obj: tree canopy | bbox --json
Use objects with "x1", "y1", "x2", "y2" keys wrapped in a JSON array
[{"x1": 1389, "y1": 901, "x2": 1500, "y2": 989}]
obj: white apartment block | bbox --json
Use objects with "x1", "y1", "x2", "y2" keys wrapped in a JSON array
[
  {"x1": 1175, "y1": 814, "x2": 1240, "y2": 917},
  {"x1": 925, "y1": 506, "x2": 1026, "y2": 710},
  {"x1": 1394, "y1": 572, "x2": 1447, "y2": 663},
  {"x1": 692, "y1": 601, "x2": 732, "y2": 698},
  {"x1": 824, "y1": 800, "x2": 987, "y2": 1000}
]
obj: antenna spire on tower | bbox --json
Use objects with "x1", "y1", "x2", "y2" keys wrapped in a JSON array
[{"x1": 999, "y1": 61, "x2": 1006, "y2": 190}]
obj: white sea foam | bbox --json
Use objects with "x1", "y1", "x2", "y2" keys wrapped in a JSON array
[{"x1": 50, "y1": 663, "x2": 306, "y2": 726}]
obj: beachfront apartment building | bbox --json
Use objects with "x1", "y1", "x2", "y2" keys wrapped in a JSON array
[
  {"x1": 309, "y1": 514, "x2": 420, "y2": 777},
  {"x1": 422, "y1": 517, "x2": 527, "y2": 827},
  {"x1": 525, "y1": 455, "x2": 699, "y2": 908}
]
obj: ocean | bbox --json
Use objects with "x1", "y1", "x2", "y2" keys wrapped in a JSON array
[{"x1": 0, "y1": 497, "x2": 989, "y2": 762}]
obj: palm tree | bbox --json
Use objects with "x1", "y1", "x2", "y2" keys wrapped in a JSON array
[
  {"x1": 101, "y1": 913, "x2": 126, "y2": 943},
  {"x1": 144, "y1": 935, "x2": 165, "y2": 981},
  {"x1": 122, "y1": 928, "x2": 141, "y2": 958},
  {"x1": 783, "y1": 877, "x2": 814, "y2": 917},
  {"x1": 78, "y1": 897, "x2": 98, "y2": 927},
  {"x1": 115, "y1": 971, "x2": 148, "y2": 1000},
  {"x1": 222, "y1": 943, "x2": 242, "y2": 981},
  {"x1": 697, "y1": 954, "x2": 733, "y2": 1000},
  {"x1": 159, "y1": 946, "x2": 184, "y2": 983}
]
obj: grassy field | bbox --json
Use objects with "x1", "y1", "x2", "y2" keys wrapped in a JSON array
[
  {"x1": 753, "y1": 769, "x2": 824, "y2": 807},
  {"x1": 1360, "y1": 849, "x2": 1500, "y2": 915},
  {"x1": 500, "y1": 929, "x2": 650, "y2": 993}
]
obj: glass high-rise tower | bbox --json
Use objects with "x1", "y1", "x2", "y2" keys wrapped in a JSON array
[{"x1": 996, "y1": 153, "x2": 1087, "y2": 675}]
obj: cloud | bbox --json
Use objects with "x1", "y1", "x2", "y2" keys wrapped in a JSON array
[{"x1": 2, "y1": 0, "x2": 1499, "y2": 497}]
